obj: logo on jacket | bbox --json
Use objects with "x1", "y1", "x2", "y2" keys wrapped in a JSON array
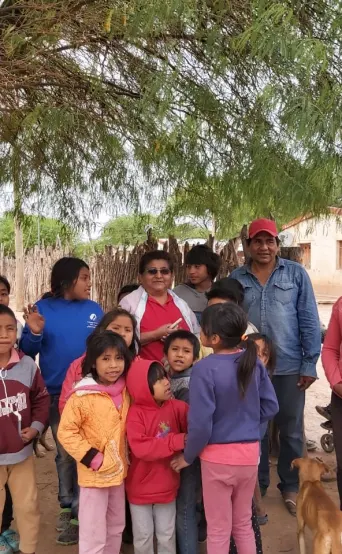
[
  {"x1": 0, "y1": 393, "x2": 27, "y2": 417},
  {"x1": 87, "y1": 313, "x2": 99, "y2": 329},
  {"x1": 156, "y1": 421, "x2": 171, "y2": 438}
]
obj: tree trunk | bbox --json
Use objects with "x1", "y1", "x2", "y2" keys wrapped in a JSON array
[
  {"x1": 13, "y1": 153, "x2": 25, "y2": 311},
  {"x1": 14, "y1": 212, "x2": 24, "y2": 311}
]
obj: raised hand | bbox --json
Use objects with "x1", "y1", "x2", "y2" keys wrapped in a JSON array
[{"x1": 23, "y1": 304, "x2": 45, "y2": 335}]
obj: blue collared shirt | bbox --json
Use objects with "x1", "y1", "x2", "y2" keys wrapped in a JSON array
[{"x1": 230, "y1": 258, "x2": 321, "y2": 377}]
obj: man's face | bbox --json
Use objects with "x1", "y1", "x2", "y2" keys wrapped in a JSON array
[
  {"x1": 186, "y1": 264, "x2": 210, "y2": 286},
  {"x1": 248, "y1": 232, "x2": 278, "y2": 265}
]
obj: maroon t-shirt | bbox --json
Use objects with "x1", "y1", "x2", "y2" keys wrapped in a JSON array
[{"x1": 140, "y1": 295, "x2": 190, "y2": 362}]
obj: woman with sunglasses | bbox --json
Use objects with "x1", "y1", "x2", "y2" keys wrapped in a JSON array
[{"x1": 120, "y1": 251, "x2": 200, "y2": 362}]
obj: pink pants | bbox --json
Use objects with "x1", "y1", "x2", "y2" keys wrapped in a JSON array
[
  {"x1": 201, "y1": 460, "x2": 258, "y2": 554},
  {"x1": 79, "y1": 483, "x2": 125, "y2": 554}
]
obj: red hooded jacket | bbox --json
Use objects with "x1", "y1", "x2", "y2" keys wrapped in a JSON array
[{"x1": 126, "y1": 359, "x2": 188, "y2": 505}]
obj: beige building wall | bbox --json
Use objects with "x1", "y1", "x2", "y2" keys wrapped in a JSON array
[{"x1": 284, "y1": 215, "x2": 342, "y2": 298}]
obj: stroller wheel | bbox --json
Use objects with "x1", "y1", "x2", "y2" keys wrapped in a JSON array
[{"x1": 320, "y1": 433, "x2": 334, "y2": 453}]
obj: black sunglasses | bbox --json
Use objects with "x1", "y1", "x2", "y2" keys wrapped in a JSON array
[{"x1": 145, "y1": 268, "x2": 171, "y2": 276}]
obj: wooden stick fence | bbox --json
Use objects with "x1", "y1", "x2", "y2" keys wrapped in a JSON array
[{"x1": 0, "y1": 237, "x2": 302, "y2": 311}]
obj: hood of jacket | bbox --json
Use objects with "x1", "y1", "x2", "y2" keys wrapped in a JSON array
[
  {"x1": 127, "y1": 359, "x2": 163, "y2": 409},
  {"x1": 67, "y1": 375, "x2": 125, "y2": 400}
]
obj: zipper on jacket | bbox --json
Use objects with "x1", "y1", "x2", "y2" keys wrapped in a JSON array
[{"x1": 0, "y1": 367, "x2": 22, "y2": 435}]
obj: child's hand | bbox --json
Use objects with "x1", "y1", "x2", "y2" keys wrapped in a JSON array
[
  {"x1": 21, "y1": 427, "x2": 39, "y2": 443},
  {"x1": 23, "y1": 305, "x2": 45, "y2": 335},
  {"x1": 170, "y1": 454, "x2": 190, "y2": 473}
]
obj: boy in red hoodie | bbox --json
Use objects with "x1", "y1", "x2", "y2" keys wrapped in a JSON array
[{"x1": 126, "y1": 360, "x2": 188, "y2": 554}]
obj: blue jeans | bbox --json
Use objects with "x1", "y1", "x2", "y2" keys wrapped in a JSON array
[
  {"x1": 258, "y1": 374, "x2": 305, "y2": 493},
  {"x1": 50, "y1": 394, "x2": 79, "y2": 518},
  {"x1": 176, "y1": 460, "x2": 201, "y2": 554}
]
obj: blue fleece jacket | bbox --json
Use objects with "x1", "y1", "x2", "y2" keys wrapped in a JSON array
[
  {"x1": 20, "y1": 297, "x2": 103, "y2": 395},
  {"x1": 184, "y1": 353, "x2": 279, "y2": 464}
]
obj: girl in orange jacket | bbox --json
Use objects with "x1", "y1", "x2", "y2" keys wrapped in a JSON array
[
  {"x1": 59, "y1": 307, "x2": 140, "y2": 414},
  {"x1": 58, "y1": 331, "x2": 132, "y2": 554}
]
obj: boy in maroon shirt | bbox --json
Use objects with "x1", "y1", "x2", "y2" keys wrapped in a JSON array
[{"x1": 0, "y1": 305, "x2": 49, "y2": 554}]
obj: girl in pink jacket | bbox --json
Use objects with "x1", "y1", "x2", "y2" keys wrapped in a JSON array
[
  {"x1": 322, "y1": 297, "x2": 342, "y2": 508},
  {"x1": 59, "y1": 307, "x2": 139, "y2": 413}
]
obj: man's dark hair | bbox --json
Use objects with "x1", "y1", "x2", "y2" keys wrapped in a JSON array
[
  {"x1": 0, "y1": 304, "x2": 16, "y2": 323},
  {"x1": 206, "y1": 278, "x2": 245, "y2": 306},
  {"x1": 0, "y1": 276, "x2": 10, "y2": 294},
  {"x1": 139, "y1": 251, "x2": 174, "y2": 274},
  {"x1": 117, "y1": 284, "x2": 139, "y2": 303},
  {"x1": 185, "y1": 245, "x2": 221, "y2": 280},
  {"x1": 163, "y1": 330, "x2": 200, "y2": 360}
]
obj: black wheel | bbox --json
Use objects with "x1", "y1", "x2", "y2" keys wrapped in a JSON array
[{"x1": 320, "y1": 433, "x2": 334, "y2": 453}]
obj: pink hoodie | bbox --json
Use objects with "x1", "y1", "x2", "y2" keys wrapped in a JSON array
[
  {"x1": 322, "y1": 297, "x2": 342, "y2": 388},
  {"x1": 59, "y1": 355, "x2": 84, "y2": 414}
]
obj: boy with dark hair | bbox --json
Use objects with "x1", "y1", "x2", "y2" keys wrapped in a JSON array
[
  {"x1": 0, "y1": 304, "x2": 49, "y2": 554},
  {"x1": 0, "y1": 276, "x2": 23, "y2": 340},
  {"x1": 117, "y1": 284, "x2": 139, "y2": 304},
  {"x1": 0, "y1": 277, "x2": 24, "y2": 554},
  {"x1": 174, "y1": 245, "x2": 221, "y2": 323},
  {"x1": 206, "y1": 278, "x2": 258, "y2": 335},
  {"x1": 164, "y1": 330, "x2": 201, "y2": 554},
  {"x1": 206, "y1": 277, "x2": 244, "y2": 306}
]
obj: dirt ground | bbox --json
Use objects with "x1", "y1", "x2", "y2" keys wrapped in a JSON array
[{"x1": 30, "y1": 305, "x2": 337, "y2": 554}]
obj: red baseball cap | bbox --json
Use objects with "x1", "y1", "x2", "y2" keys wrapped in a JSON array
[{"x1": 248, "y1": 218, "x2": 278, "y2": 239}]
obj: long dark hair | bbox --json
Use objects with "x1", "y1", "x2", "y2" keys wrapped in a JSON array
[
  {"x1": 201, "y1": 303, "x2": 257, "y2": 397},
  {"x1": 248, "y1": 333, "x2": 276, "y2": 376},
  {"x1": 89, "y1": 307, "x2": 140, "y2": 356},
  {"x1": 82, "y1": 330, "x2": 132, "y2": 381},
  {"x1": 147, "y1": 362, "x2": 168, "y2": 395},
  {"x1": 42, "y1": 257, "x2": 89, "y2": 298}
]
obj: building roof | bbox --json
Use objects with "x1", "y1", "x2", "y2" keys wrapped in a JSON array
[{"x1": 282, "y1": 207, "x2": 342, "y2": 231}]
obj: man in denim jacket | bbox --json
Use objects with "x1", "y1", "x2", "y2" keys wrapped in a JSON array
[{"x1": 231, "y1": 218, "x2": 321, "y2": 516}]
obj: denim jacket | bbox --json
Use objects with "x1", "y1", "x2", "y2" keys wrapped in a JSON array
[{"x1": 230, "y1": 258, "x2": 321, "y2": 377}]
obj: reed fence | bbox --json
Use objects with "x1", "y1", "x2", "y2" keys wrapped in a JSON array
[{"x1": 0, "y1": 237, "x2": 301, "y2": 311}]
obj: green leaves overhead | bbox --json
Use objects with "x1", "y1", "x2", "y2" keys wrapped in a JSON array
[{"x1": 0, "y1": 0, "x2": 341, "y2": 226}]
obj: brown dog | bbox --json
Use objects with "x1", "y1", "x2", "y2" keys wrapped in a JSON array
[{"x1": 292, "y1": 457, "x2": 342, "y2": 553}]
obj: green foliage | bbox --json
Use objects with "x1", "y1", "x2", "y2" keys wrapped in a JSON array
[
  {"x1": 94, "y1": 214, "x2": 206, "y2": 247},
  {"x1": 0, "y1": 0, "x2": 342, "y2": 228},
  {"x1": 0, "y1": 213, "x2": 76, "y2": 256}
]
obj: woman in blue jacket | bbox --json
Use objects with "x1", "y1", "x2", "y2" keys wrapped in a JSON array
[{"x1": 20, "y1": 257, "x2": 103, "y2": 546}]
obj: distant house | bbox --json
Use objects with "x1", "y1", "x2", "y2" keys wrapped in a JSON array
[{"x1": 282, "y1": 207, "x2": 342, "y2": 297}]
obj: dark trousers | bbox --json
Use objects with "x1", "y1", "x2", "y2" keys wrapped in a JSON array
[
  {"x1": 331, "y1": 392, "x2": 342, "y2": 509},
  {"x1": 229, "y1": 502, "x2": 262, "y2": 554},
  {"x1": 258, "y1": 374, "x2": 305, "y2": 493},
  {"x1": 50, "y1": 394, "x2": 79, "y2": 518},
  {"x1": 176, "y1": 460, "x2": 201, "y2": 554},
  {"x1": 1, "y1": 485, "x2": 13, "y2": 533}
]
